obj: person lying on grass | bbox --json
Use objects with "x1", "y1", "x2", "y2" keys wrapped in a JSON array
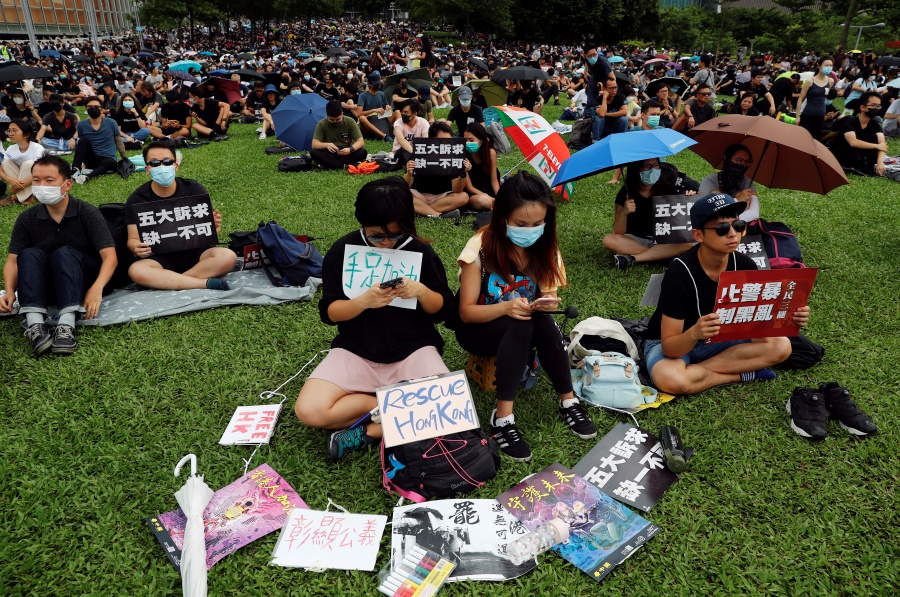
[
  {"x1": 642, "y1": 193, "x2": 810, "y2": 395},
  {"x1": 125, "y1": 140, "x2": 236, "y2": 291}
]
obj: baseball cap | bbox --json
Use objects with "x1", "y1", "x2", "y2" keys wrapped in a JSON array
[
  {"x1": 417, "y1": 85, "x2": 431, "y2": 99},
  {"x1": 367, "y1": 72, "x2": 382, "y2": 85},
  {"x1": 457, "y1": 86, "x2": 472, "y2": 99},
  {"x1": 690, "y1": 193, "x2": 748, "y2": 229}
]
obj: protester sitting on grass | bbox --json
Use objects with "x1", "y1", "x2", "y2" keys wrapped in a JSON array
[
  {"x1": 455, "y1": 172, "x2": 597, "y2": 462},
  {"x1": 125, "y1": 140, "x2": 235, "y2": 291},
  {"x1": 463, "y1": 122, "x2": 500, "y2": 210},
  {"x1": 403, "y1": 122, "x2": 469, "y2": 219},
  {"x1": 446, "y1": 86, "x2": 483, "y2": 135},
  {"x1": 35, "y1": 93, "x2": 78, "y2": 151},
  {"x1": 607, "y1": 100, "x2": 665, "y2": 185},
  {"x1": 147, "y1": 89, "x2": 192, "y2": 140},
  {"x1": 884, "y1": 95, "x2": 900, "y2": 138},
  {"x1": 112, "y1": 93, "x2": 151, "y2": 146},
  {"x1": 1, "y1": 119, "x2": 45, "y2": 206},
  {"x1": 71, "y1": 96, "x2": 127, "y2": 184},
  {"x1": 187, "y1": 86, "x2": 230, "y2": 141},
  {"x1": 310, "y1": 101, "x2": 368, "y2": 170},
  {"x1": 830, "y1": 91, "x2": 887, "y2": 177},
  {"x1": 0, "y1": 155, "x2": 117, "y2": 356},
  {"x1": 431, "y1": 74, "x2": 451, "y2": 109},
  {"x1": 592, "y1": 75, "x2": 627, "y2": 141},
  {"x1": 258, "y1": 85, "x2": 281, "y2": 140},
  {"x1": 698, "y1": 144, "x2": 760, "y2": 222},
  {"x1": 294, "y1": 177, "x2": 455, "y2": 461},
  {"x1": 728, "y1": 91, "x2": 761, "y2": 116},
  {"x1": 392, "y1": 99, "x2": 429, "y2": 164},
  {"x1": 354, "y1": 73, "x2": 394, "y2": 142},
  {"x1": 417, "y1": 85, "x2": 435, "y2": 124},
  {"x1": 603, "y1": 157, "x2": 700, "y2": 270},
  {"x1": 643, "y1": 193, "x2": 808, "y2": 396}
]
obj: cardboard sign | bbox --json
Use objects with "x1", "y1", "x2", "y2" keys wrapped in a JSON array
[
  {"x1": 412, "y1": 139, "x2": 466, "y2": 177},
  {"x1": 270, "y1": 509, "x2": 387, "y2": 570},
  {"x1": 571, "y1": 423, "x2": 683, "y2": 513},
  {"x1": 134, "y1": 194, "x2": 218, "y2": 255},
  {"x1": 712, "y1": 268, "x2": 818, "y2": 342},
  {"x1": 652, "y1": 194, "x2": 695, "y2": 244},
  {"x1": 378, "y1": 371, "x2": 479, "y2": 448},
  {"x1": 218, "y1": 404, "x2": 282, "y2": 445},
  {"x1": 241, "y1": 235, "x2": 309, "y2": 270},
  {"x1": 341, "y1": 244, "x2": 423, "y2": 310},
  {"x1": 736, "y1": 234, "x2": 770, "y2": 270}
]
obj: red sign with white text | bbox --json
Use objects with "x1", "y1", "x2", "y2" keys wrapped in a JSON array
[{"x1": 711, "y1": 268, "x2": 818, "y2": 342}]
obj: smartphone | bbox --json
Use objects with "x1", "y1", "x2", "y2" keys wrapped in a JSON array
[
  {"x1": 379, "y1": 277, "x2": 403, "y2": 290},
  {"x1": 530, "y1": 297, "x2": 558, "y2": 308}
]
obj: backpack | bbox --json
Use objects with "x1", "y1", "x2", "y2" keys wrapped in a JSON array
[
  {"x1": 779, "y1": 333, "x2": 825, "y2": 370},
  {"x1": 368, "y1": 153, "x2": 403, "y2": 172},
  {"x1": 747, "y1": 218, "x2": 805, "y2": 269},
  {"x1": 277, "y1": 155, "x2": 313, "y2": 172},
  {"x1": 382, "y1": 429, "x2": 500, "y2": 502},
  {"x1": 485, "y1": 121, "x2": 511, "y2": 155},
  {"x1": 98, "y1": 203, "x2": 135, "y2": 291},
  {"x1": 116, "y1": 158, "x2": 136, "y2": 179},
  {"x1": 256, "y1": 221, "x2": 323, "y2": 287},
  {"x1": 571, "y1": 352, "x2": 658, "y2": 410},
  {"x1": 567, "y1": 116, "x2": 593, "y2": 151},
  {"x1": 567, "y1": 317, "x2": 639, "y2": 365}
]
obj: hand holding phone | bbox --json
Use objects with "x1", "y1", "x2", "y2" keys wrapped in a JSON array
[
  {"x1": 530, "y1": 296, "x2": 559, "y2": 310},
  {"x1": 379, "y1": 277, "x2": 404, "y2": 290}
]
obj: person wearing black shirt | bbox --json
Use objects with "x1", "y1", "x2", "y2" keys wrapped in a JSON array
[
  {"x1": 673, "y1": 84, "x2": 716, "y2": 131},
  {"x1": 187, "y1": 86, "x2": 229, "y2": 141},
  {"x1": 294, "y1": 177, "x2": 454, "y2": 461},
  {"x1": 737, "y1": 70, "x2": 776, "y2": 116},
  {"x1": 36, "y1": 93, "x2": 78, "y2": 150},
  {"x1": 259, "y1": 84, "x2": 281, "y2": 139},
  {"x1": 315, "y1": 74, "x2": 341, "y2": 103},
  {"x1": 403, "y1": 122, "x2": 469, "y2": 218},
  {"x1": 446, "y1": 86, "x2": 483, "y2": 135},
  {"x1": 113, "y1": 93, "x2": 150, "y2": 145},
  {"x1": 511, "y1": 80, "x2": 543, "y2": 113},
  {"x1": 241, "y1": 82, "x2": 266, "y2": 122},
  {"x1": 830, "y1": 91, "x2": 887, "y2": 176},
  {"x1": 148, "y1": 89, "x2": 192, "y2": 140},
  {"x1": 643, "y1": 193, "x2": 807, "y2": 396},
  {"x1": 593, "y1": 76, "x2": 627, "y2": 139}
]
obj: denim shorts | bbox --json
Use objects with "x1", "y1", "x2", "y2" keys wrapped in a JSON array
[{"x1": 644, "y1": 338, "x2": 751, "y2": 375}]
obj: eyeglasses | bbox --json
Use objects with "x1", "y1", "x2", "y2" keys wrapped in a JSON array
[
  {"x1": 638, "y1": 163, "x2": 661, "y2": 172},
  {"x1": 703, "y1": 219, "x2": 748, "y2": 236},
  {"x1": 363, "y1": 230, "x2": 405, "y2": 244},
  {"x1": 147, "y1": 158, "x2": 176, "y2": 167},
  {"x1": 864, "y1": 103, "x2": 881, "y2": 109}
]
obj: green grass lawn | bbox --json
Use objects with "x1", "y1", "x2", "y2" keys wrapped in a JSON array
[{"x1": 2, "y1": 105, "x2": 899, "y2": 596}]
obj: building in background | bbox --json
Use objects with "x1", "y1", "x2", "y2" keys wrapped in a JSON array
[{"x1": 1, "y1": 0, "x2": 141, "y2": 52}]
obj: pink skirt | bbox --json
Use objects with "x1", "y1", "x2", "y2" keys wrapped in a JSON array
[{"x1": 309, "y1": 347, "x2": 449, "y2": 394}]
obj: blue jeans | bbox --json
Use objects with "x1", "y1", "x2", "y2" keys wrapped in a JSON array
[
  {"x1": 16, "y1": 246, "x2": 99, "y2": 316},
  {"x1": 592, "y1": 114, "x2": 628, "y2": 141},
  {"x1": 644, "y1": 338, "x2": 751, "y2": 377},
  {"x1": 130, "y1": 128, "x2": 151, "y2": 142},
  {"x1": 40, "y1": 137, "x2": 73, "y2": 151}
]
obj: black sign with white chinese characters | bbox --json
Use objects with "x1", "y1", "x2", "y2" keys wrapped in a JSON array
[
  {"x1": 737, "y1": 234, "x2": 770, "y2": 270},
  {"x1": 652, "y1": 194, "x2": 695, "y2": 244},
  {"x1": 412, "y1": 138, "x2": 466, "y2": 177},
  {"x1": 133, "y1": 194, "x2": 218, "y2": 255},
  {"x1": 571, "y1": 422, "x2": 685, "y2": 512}
]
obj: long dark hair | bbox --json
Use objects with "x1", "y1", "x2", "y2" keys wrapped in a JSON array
[
  {"x1": 464, "y1": 122, "x2": 493, "y2": 175},
  {"x1": 481, "y1": 172, "x2": 562, "y2": 290},
  {"x1": 354, "y1": 176, "x2": 428, "y2": 243},
  {"x1": 624, "y1": 157, "x2": 659, "y2": 198}
]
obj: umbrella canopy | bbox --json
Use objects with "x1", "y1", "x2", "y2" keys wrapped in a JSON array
[
  {"x1": 165, "y1": 70, "x2": 200, "y2": 84},
  {"x1": 609, "y1": 56, "x2": 625, "y2": 64},
  {"x1": 174, "y1": 454, "x2": 213, "y2": 597},
  {"x1": 114, "y1": 56, "x2": 140, "y2": 69},
  {"x1": 687, "y1": 114, "x2": 848, "y2": 195},
  {"x1": 646, "y1": 76, "x2": 689, "y2": 97},
  {"x1": 199, "y1": 51, "x2": 216, "y2": 57},
  {"x1": 204, "y1": 77, "x2": 242, "y2": 104},
  {"x1": 496, "y1": 106, "x2": 573, "y2": 199},
  {"x1": 302, "y1": 59, "x2": 324, "y2": 75},
  {"x1": 183, "y1": 50, "x2": 198, "y2": 57},
  {"x1": 887, "y1": 78, "x2": 900, "y2": 89},
  {"x1": 230, "y1": 68, "x2": 266, "y2": 82},
  {"x1": 875, "y1": 56, "x2": 900, "y2": 67},
  {"x1": 491, "y1": 66, "x2": 548, "y2": 83},
  {"x1": 383, "y1": 68, "x2": 432, "y2": 102},
  {"x1": 236, "y1": 52, "x2": 254, "y2": 61},
  {"x1": 468, "y1": 56, "x2": 489, "y2": 72},
  {"x1": 325, "y1": 47, "x2": 349, "y2": 57},
  {"x1": 644, "y1": 58, "x2": 666, "y2": 66},
  {"x1": 0, "y1": 62, "x2": 54, "y2": 82},
  {"x1": 168, "y1": 60, "x2": 202, "y2": 73},
  {"x1": 59, "y1": 49, "x2": 73, "y2": 56},
  {"x1": 70, "y1": 54, "x2": 93, "y2": 63},
  {"x1": 39, "y1": 49, "x2": 60, "y2": 58},
  {"x1": 297, "y1": 52, "x2": 311, "y2": 58},
  {"x1": 136, "y1": 51, "x2": 155, "y2": 59},
  {"x1": 450, "y1": 79, "x2": 508, "y2": 107},
  {"x1": 355, "y1": 49, "x2": 370, "y2": 60},
  {"x1": 554, "y1": 128, "x2": 697, "y2": 186},
  {"x1": 271, "y1": 93, "x2": 329, "y2": 151}
]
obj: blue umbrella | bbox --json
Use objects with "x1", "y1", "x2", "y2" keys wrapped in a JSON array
[
  {"x1": 297, "y1": 52, "x2": 311, "y2": 58},
  {"x1": 200, "y1": 51, "x2": 216, "y2": 57},
  {"x1": 609, "y1": 56, "x2": 625, "y2": 64},
  {"x1": 40, "y1": 49, "x2": 61, "y2": 58},
  {"x1": 210, "y1": 69, "x2": 230, "y2": 76},
  {"x1": 168, "y1": 60, "x2": 202, "y2": 72},
  {"x1": 271, "y1": 93, "x2": 329, "y2": 151},
  {"x1": 553, "y1": 129, "x2": 697, "y2": 186}
]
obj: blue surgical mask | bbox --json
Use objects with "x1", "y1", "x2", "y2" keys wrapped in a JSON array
[
  {"x1": 460, "y1": 99, "x2": 471, "y2": 107},
  {"x1": 647, "y1": 115, "x2": 661, "y2": 127},
  {"x1": 821, "y1": 66, "x2": 832, "y2": 75},
  {"x1": 149, "y1": 164, "x2": 176, "y2": 187},
  {"x1": 122, "y1": 101, "x2": 134, "y2": 109},
  {"x1": 506, "y1": 223, "x2": 545, "y2": 248},
  {"x1": 291, "y1": 89, "x2": 302, "y2": 95},
  {"x1": 587, "y1": 57, "x2": 598, "y2": 65},
  {"x1": 640, "y1": 168, "x2": 661, "y2": 186},
  {"x1": 465, "y1": 141, "x2": 480, "y2": 152}
]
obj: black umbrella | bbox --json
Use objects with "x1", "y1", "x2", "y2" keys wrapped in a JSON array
[
  {"x1": 70, "y1": 54, "x2": 93, "y2": 63},
  {"x1": 614, "y1": 71, "x2": 632, "y2": 89},
  {"x1": 646, "y1": 76, "x2": 689, "y2": 97},
  {"x1": 0, "y1": 62, "x2": 54, "y2": 82},
  {"x1": 325, "y1": 47, "x2": 349, "y2": 57},
  {"x1": 303, "y1": 59, "x2": 324, "y2": 75},
  {"x1": 136, "y1": 51, "x2": 155, "y2": 59},
  {"x1": 230, "y1": 68, "x2": 266, "y2": 82},
  {"x1": 114, "y1": 56, "x2": 140, "y2": 69},
  {"x1": 468, "y1": 56, "x2": 489, "y2": 72},
  {"x1": 875, "y1": 56, "x2": 900, "y2": 67},
  {"x1": 59, "y1": 50, "x2": 74, "y2": 56},
  {"x1": 153, "y1": 52, "x2": 166, "y2": 58},
  {"x1": 237, "y1": 52, "x2": 254, "y2": 61},
  {"x1": 491, "y1": 66, "x2": 548, "y2": 82},
  {"x1": 262, "y1": 72, "x2": 283, "y2": 87}
]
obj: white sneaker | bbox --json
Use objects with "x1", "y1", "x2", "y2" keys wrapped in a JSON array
[
  {"x1": 72, "y1": 171, "x2": 88, "y2": 184},
  {"x1": 256, "y1": 127, "x2": 263, "y2": 133},
  {"x1": 259, "y1": 132, "x2": 266, "y2": 140}
]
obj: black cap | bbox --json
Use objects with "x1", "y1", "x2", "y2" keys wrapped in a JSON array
[{"x1": 690, "y1": 193, "x2": 748, "y2": 229}]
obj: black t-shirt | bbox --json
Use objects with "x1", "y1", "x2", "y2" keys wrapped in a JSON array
[
  {"x1": 8, "y1": 197, "x2": 114, "y2": 257},
  {"x1": 37, "y1": 102, "x2": 77, "y2": 119},
  {"x1": 391, "y1": 86, "x2": 417, "y2": 108},
  {"x1": 646, "y1": 244, "x2": 758, "y2": 340},
  {"x1": 245, "y1": 92, "x2": 266, "y2": 111},
  {"x1": 447, "y1": 104, "x2": 484, "y2": 136},
  {"x1": 113, "y1": 109, "x2": 143, "y2": 133},
  {"x1": 190, "y1": 99, "x2": 220, "y2": 126},
  {"x1": 604, "y1": 92, "x2": 626, "y2": 123},
  {"x1": 614, "y1": 164, "x2": 700, "y2": 239},
  {"x1": 318, "y1": 231, "x2": 454, "y2": 363},
  {"x1": 832, "y1": 117, "x2": 883, "y2": 167},
  {"x1": 513, "y1": 88, "x2": 541, "y2": 111},
  {"x1": 41, "y1": 111, "x2": 78, "y2": 139},
  {"x1": 124, "y1": 178, "x2": 209, "y2": 226},
  {"x1": 316, "y1": 84, "x2": 341, "y2": 103},
  {"x1": 261, "y1": 96, "x2": 281, "y2": 113},
  {"x1": 160, "y1": 101, "x2": 191, "y2": 129},
  {"x1": 686, "y1": 98, "x2": 715, "y2": 125}
]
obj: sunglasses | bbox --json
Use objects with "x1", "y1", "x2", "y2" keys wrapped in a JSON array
[
  {"x1": 147, "y1": 158, "x2": 176, "y2": 167},
  {"x1": 703, "y1": 219, "x2": 748, "y2": 236},
  {"x1": 363, "y1": 230, "x2": 405, "y2": 244},
  {"x1": 697, "y1": 92, "x2": 712, "y2": 96}
]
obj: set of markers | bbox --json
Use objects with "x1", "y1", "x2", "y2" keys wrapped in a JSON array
[{"x1": 377, "y1": 546, "x2": 455, "y2": 597}]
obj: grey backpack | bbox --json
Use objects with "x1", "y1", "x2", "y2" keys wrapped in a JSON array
[{"x1": 486, "y1": 121, "x2": 511, "y2": 155}]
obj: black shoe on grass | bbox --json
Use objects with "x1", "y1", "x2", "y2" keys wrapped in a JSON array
[
  {"x1": 819, "y1": 382, "x2": 877, "y2": 437},
  {"x1": 786, "y1": 387, "x2": 828, "y2": 441}
]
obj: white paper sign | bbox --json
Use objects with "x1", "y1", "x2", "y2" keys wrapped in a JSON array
[
  {"x1": 218, "y1": 404, "x2": 282, "y2": 445},
  {"x1": 452, "y1": 76, "x2": 462, "y2": 87},
  {"x1": 341, "y1": 244, "x2": 423, "y2": 310},
  {"x1": 378, "y1": 371, "x2": 479, "y2": 448},
  {"x1": 270, "y1": 508, "x2": 387, "y2": 570}
]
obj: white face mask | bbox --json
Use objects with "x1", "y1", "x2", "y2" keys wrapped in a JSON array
[
  {"x1": 33, "y1": 184, "x2": 66, "y2": 206},
  {"x1": 13, "y1": 97, "x2": 24, "y2": 105}
]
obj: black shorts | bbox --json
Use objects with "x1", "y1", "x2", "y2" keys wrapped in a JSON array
[{"x1": 148, "y1": 247, "x2": 209, "y2": 274}]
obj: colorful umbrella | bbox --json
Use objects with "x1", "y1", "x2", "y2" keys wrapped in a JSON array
[
  {"x1": 174, "y1": 454, "x2": 213, "y2": 597},
  {"x1": 204, "y1": 77, "x2": 242, "y2": 104},
  {"x1": 496, "y1": 106, "x2": 574, "y2": 200},
  {"x1": 39, "y1": 50, "x2": 60, "y2": 58},
  {"x1": 271, "y1": 93, "x2": 329, "y2": 151},
  {"x1": 165, "y1": 70, "x2": 200, "y2": 84},
  {"x1": 168, "y1": 60, "x2": 202, "y2": 73}
]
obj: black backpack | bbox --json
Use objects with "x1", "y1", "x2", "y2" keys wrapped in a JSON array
[
  {"x1": 779, "y1": 334, "x2": 825, "y2": 370},
  {"x1": 382, "y1": 429, "x2": 500, "y2": 502},
  {"x1": 98, "y1": 203, "x2": 135, "y2": 291},
  {"x1": 277, "y1": 155, "x2": 313, "y2": 172},
  {"x1": 567, "y1": 116, "x2": 593, "y2": 151}
]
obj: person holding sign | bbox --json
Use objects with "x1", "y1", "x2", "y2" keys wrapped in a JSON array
[
  {"x1": 698, "y1": 144, "x2": 760, "y2": 223},
  {"x1": 124, "y1": 141, "x2": 236, "y2": 290},
  {"x1": 603, "y1": 157, "x2": 700, "y2": 270},
  {"x1": 310, "y1": 101, "x2": 367, "y2": 170},
  {"x1": 294, "y1": 177, "x2": 455, "y2": 461},
  {"x1": 642, "y1": 193, "x2": 810, "y2": 396},
  {"x1": 455, "y1": 172, "x2": 597, "y2": 462}
]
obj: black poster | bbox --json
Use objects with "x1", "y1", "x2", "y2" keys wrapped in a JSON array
[
  {"x1": 133, "y1": 194, "x2": 218, "y2": 255},
  {"x1": 412, "y1": 138, "x2": 466, "y2": 177},
  {"x1": 652, "y1": 194, "x2": 695, "y2": 244},
  {"x1": 737, "y1": 234, "x2": 771, "y2": 270}
]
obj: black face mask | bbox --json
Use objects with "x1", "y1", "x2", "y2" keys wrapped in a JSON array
[
  {"x1": 399, "y1": 81, "x2": 407, "y2": 88},
  {"x1": 87, "y1": 106, "x2": 102, "y2": 119},
  {"x1": 401, "y1": 113, "x2": 413, "y2": 123},
  {"x1": 723, "y1": 160, "x2": 749, "y2": 176}
]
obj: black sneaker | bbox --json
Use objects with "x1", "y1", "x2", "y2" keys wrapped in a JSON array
[
  {"x1": 213, "y1": 134, "x2": 229, "y2": 142},
  {"x1": 24, "y1": 323, "x2": 53, "y2": 357},
  {"x1": 819, "y1": 382, "x2": 878, "y2": 436},
  {"x1": 786, "y1": 387, "x2": 828, "y2": 441},
  {"x1": 51, "y1": 324, "x2": 78, "y2": 355},
  {"x1": 326, "y1": 426, "x2": 373, "y2": 462},
  {"x1": 613, "y1": 254, "x2": 636, "y2": 270},
  {"x1": 439, "y1": 209, "x2": 461, "y2": 220},
  {"x1": 490, "y1": 410, "x2": 532, "y2": 462},
  {"x1": 558, "y1": 400, "x2": 598, "y2": 439}
]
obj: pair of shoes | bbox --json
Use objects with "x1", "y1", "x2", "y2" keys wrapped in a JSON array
[
  {"x1": 72, "y1": 170, "x2": 88, "y2": 184},
  {"x1": 787, "y1": 384, "x2": 877, "y2": 440},
  {"x1": 0, "y1": 195, "x2": 17, "y2": 207},
  {"x1": 50, "y1": 324, "x2": 78, "y2": 354},
  {"x1": 326, "y1": 426, "x2": 374, "y2": 461},
  {"x1": 490, "y1": 410, "x2": 532, "y2": 462},
  {"x1": 213, "y1": 134, "x2": 229, "y2": 142},
  {"x1": 258, "y1": 131, "x2": 267, "y2": 140},
  {"x1": 613, "y1": 254, "x2": 636, "y2": 270},
  {"x1": 558, "y1": 400, "x2": 597, "y2": 439}
]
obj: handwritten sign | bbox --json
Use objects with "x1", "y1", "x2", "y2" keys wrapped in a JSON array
[
  {"x1": 341, "y1": 244, "x2": 423, "y2": 310},
  {"x1": 736, "y1": 234, "x2": 770, "y2": 270},
  {"x1": 712, "y1": 268, "x2": 818, "y2": 342},
  {"x1": 378, "y1": 371, "x2": 479, "y2": 448},
  {"x1": 652, "y1": 194, "x2": 695, "y2": 244},
  {"x1": 412, "y1": 138, "x2": 466, "y2": 177},
  {"x1": 218, "y1": 404, "x2": 282, "y2": 445},
  {"x1": 270, "y1": 509, "x2": 387, "y2": 571},
  {"x1": 133, "y1": 194, "x2": 217, "y2": 255}
]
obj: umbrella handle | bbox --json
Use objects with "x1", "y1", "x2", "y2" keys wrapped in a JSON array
[{"x1": 174, "y1": 453, "x2": 197, "y2": 477}]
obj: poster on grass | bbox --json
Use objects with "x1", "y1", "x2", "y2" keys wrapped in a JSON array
[
  {"x1": 270, "y1": 509, "x2": 387, "y2": 570},
  {"x1": 218, "y1": 404, "x2": 282, "y2": 445}
]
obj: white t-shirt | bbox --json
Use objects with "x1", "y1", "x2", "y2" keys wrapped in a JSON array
[
  {"x1": 883, "y1": 98, "x2": 900, "y2": 137},
  {"x1": 392, "y1": 116, "x2": 429, "y2": 153},
  {"x1": 4, "y1": 141, "x2": 45, "y2": 166},
  {"x1": 572, "y1": 89, "x2": 587, "y2": 111}
]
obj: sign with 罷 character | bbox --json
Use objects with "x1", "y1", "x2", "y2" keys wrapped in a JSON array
[
  {"x1": 341, "y1": 245, "x2": 423, "y2": 310},
  {"x1": 652, "y1": 194, "x2": 695, "y2": 244},
  {"x1": 412, "y1": 138, "x2": 466, "y2": 177},
  {"x1": 133, "y1": 194, "x2": 217, "y2": 255},
  {"x1": 712, "y1": 268, "x2": 818, "y2": 343}
]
